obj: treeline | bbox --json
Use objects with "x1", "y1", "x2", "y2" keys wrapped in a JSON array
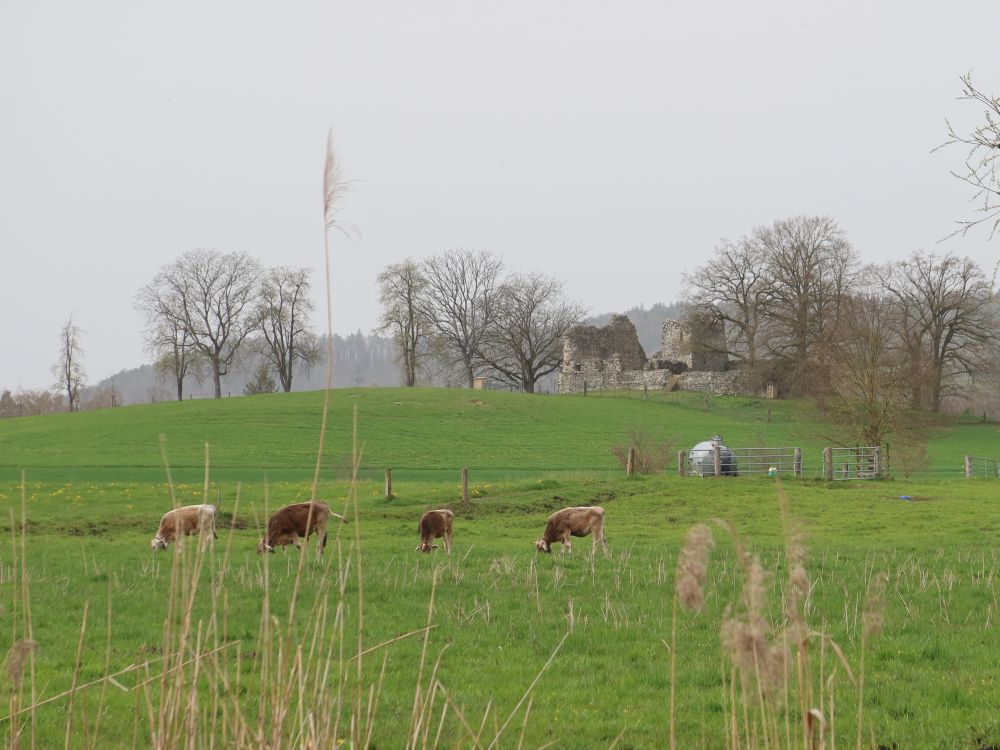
[
  {"x1": 134, "y1": 250, "x2": 328, "y2": 400},
  {"x1": 0, "y1": 332, "x2": 405, "y2": 415},
  {"x1": 682, "y1": 215, "x2": 1000, "y2": 441},
  {"x1": 377, "y1": 249, "x2": 584, "y2": 393}
]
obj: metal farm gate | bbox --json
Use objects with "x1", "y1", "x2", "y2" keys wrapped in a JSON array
[
  {"x1": 728, "y1": 447, "x2": 803, "y2": 477},
  {"x1": 965, "y1": 455, "x2": 1000, "y2": 478},
  {"x1": 825, "y1": 446, "x2": 882, "y2": 480}
]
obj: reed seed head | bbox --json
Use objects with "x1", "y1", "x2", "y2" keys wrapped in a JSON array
[{"x1": 675, "y1": 523, "x2": 715, "y2": 612}]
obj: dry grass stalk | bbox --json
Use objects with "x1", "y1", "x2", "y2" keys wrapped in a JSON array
[
  {"x1": 856, "y1": 571, "x2": 888, "y2": 750},
  {"x1": 719, "y1": 521, "x2": 786, "y2": 699}
]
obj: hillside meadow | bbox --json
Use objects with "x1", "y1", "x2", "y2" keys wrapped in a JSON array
[{"x1": 0, "y1": 388, "x2": 999, "y2": 748}]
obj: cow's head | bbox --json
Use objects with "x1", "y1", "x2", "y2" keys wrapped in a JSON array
[
  {"x1": 415, "y1": 542, "x2": 438, "y2": 553},
  {"x1": 151, "y1": 536, "x2": 168, "y2": 551},
  {"x1": 534, "y1": 539, "x2": 551, "y2": 553},
  {"x1": 256, "y1": 539, "x2": 275, "y2": 554}
]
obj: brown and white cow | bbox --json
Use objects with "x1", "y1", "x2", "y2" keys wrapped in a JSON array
[
  {"x1": 151, "y1": 504, "x2": 217, "y2": 550},
  {"x1": 416, "y1": 509, "x2": 454, "y2": 554},
  {"x1": 257, "y1": 501, "x2": 342, "y2": 558},
  {"x1": 534, "y1": 506, "x2": 607, "y2": 555}
]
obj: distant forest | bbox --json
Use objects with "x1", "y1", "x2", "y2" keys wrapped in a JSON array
[{"x1": 89, "y1": 331, "x2": 402, "y2": 406}]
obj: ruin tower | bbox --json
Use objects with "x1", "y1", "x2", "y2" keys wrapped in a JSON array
[{"x1": 653, "y1": 318, "x2": 728, "y2": 372}]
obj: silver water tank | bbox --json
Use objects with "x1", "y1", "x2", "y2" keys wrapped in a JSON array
[{"x1": 689, "y1": 435, "x2": 738, "y2": 477}]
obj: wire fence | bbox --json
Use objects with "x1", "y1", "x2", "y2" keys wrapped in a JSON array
[{"x1": 679, "y1": 445, "x2": 887, "y2": 480}]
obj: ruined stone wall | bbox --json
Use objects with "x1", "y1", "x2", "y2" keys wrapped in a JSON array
[
  {"x1": 653, "y1": 318, "x2": 728, "y2": 372},
  {"x1": 674, "y1": 370, "x2": 748, "y2": 396},
  {"x1": 558, "y1": 367, "x2": 674, "y2": 394},
  {"x1": 559, "y1": 314, "x2": 747, "y2": 396},
  {"x1": 562, "y1": 314, "x2": 646, "y2": 372}
]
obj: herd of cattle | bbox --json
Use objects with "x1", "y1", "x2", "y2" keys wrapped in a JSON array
[{"x1": 150, "y1": 501, "x2": 609, "y2": 556}]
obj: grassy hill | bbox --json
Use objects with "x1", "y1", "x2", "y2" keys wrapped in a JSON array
[
  {"x1": 2, "y1": 388, "x2": 1000, "y2": 747},
  {"x1": 0, "y1": 387, "x2": 997, "y2": 483}
]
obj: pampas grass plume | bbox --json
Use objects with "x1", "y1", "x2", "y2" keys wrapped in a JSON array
[{"x1": 675, "y1": 524, "x2": 715, "y2": 612}]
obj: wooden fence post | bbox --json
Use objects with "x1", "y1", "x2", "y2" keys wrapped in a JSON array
[
  {"x1": 462, "y1": 468, "x2": 469, "y2": 503},
  {"x1": 713, "y1": 444, "x2": 722, "y2": 477},
  {"x1": 626, "y1": 447, "x2": 636, "y2": 478},
  {"x1": 823, "y1": 448, "x2": 833, "y2": 481},
  {"x1": 793, "y1": 447, "x2": 802, "y2": 477},
  {"x1": 583, "y1": 381, "x2": 588, "y2": 397},
  {"x1": 965, "y1": 455, "x2": 973, "y2": 479},
  {"x1": 872, "y1": 447, "x2": 881, "y2": 478},
  {"x1": 384, "y1": 468, "x2": 393, "y2": 500},
  {"x1": 678, "y1": 451, "x2": 687, "y2": 477}
]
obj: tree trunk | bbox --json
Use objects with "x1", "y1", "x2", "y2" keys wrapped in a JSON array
[
  {"x1": 213, "y1": 366, "x2": 222, "y2": 399},
  {"x1": 404, "y1": 350, "x2": 416, "y2": 386}
]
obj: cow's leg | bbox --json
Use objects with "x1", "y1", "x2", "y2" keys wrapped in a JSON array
[{"x1": 444, "y1": 529, "x2": 452, "y2": 555}]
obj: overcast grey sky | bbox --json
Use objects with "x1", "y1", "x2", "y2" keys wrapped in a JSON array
[{"x1": 2, "y1": 0, "x2": 997, "y2": 392}]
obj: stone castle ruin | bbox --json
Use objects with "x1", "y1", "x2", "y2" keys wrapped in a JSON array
[{"x1": 558, "y1": 314, "x2": 747, "y2": 395}]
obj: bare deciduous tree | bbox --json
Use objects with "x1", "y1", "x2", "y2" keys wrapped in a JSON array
[
  {"x1": 139, "y1": 249, "x2": 261, "y2": 398},
  {"x1": 481, "y1": 272, "x2": 585, "y2": 393},
  {"x1": 880, "y1": 250, "x2": 998, "y2": 412},
  {"x1": 135, "y1": 283, "x2": 199, "y2": 401},
  {"x1": 682, "y1": 237, "x2": 770, "y2": 371},
  {"x1": 53, "y1": 315, "x2": 86, "y2": 412},
  {"x1": 255, "y1": 266, "x2": 318, "y2": 392},
  {"x1": 756, "y1": 216, "x2": 857, "y2": 395},
  {"x1": 419, "y1": 249, "x2": 505, "y2": 388},
  {"x1": 376, "y1": 259, "x2": 427, "y2": 386},
  {"x1": 937, "y1": 73, "x2": 1000, "y2": 239},
  {"x1": 815, "y1": 285, "x2": 908, "y2": 446}
]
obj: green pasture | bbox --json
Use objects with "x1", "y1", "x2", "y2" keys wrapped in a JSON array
[
  {"x1": 0, "y1": 388, "x2": 997, "y2": 483},
  {"x1": 0, "y1": 389, "x2": 999, "y2": 747}
]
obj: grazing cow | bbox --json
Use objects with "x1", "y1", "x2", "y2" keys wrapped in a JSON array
[
  {"x1": 534, "y1": 506, "x2": 607, "y2": 555},
  {"x1": 151, "y1": 504, "x2": 217, "y2": 550},
  {"x1": 257, "y1": 501, "x2": 341, "y2": 558},
  {"x1": 416, "y1": 509, "x2": 454, "y2": 554}
]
